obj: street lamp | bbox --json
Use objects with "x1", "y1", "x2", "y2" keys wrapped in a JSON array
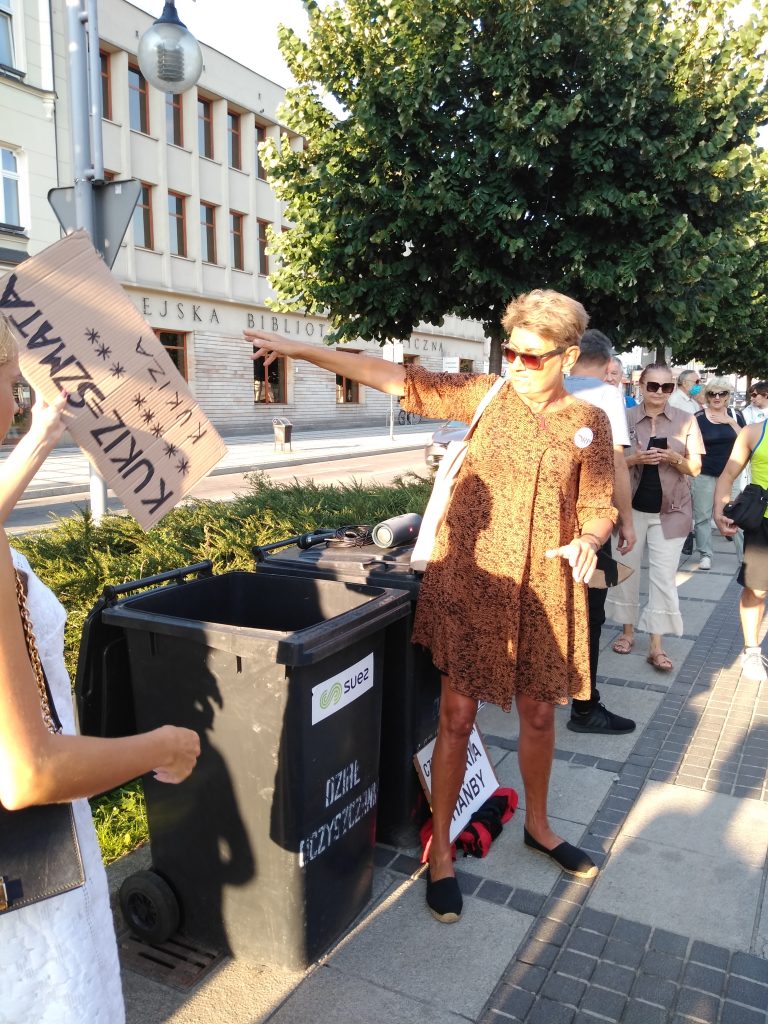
[{"x1": 138, "y1": 1, "x2": 203, "y2": 93}]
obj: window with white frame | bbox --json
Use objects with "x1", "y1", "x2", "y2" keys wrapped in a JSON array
[
  {"x1": 1, "y1": 148, "x2": 21, "y2": 227},
  {"x1": 0, "y1": 0, "x2": 15, "y2": 69}
]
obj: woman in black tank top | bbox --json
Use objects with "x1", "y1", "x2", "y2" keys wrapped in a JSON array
[{"x1": 692, "y1": 378, "x2": 743, "y2": 566}]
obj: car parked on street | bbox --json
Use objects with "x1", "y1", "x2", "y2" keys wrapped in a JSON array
[{"x1": 424, "y1": 420, "x2": 469, "y2": 468}]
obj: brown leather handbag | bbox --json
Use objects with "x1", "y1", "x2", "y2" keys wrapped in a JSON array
[{"x1": 0, "y1": 570, "x2": 84, "y2": 914}]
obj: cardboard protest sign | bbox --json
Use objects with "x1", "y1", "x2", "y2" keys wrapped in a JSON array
[
  {"x1": 414, "y1": 724, "x2": 499, "y2": 842},
  {"x1": 0, "y1": 231, "x2": 226, "y2": 529}
]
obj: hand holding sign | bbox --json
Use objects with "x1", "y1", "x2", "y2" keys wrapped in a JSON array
[
  {"x1": 0, "y1": 232, "x2": 226, "y2": 528},
  {"x1": 27, "y1": 389, "x2": 71, "y2": 452}
]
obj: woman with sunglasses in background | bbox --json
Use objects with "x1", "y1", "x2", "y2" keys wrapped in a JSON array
[
  {"x1": 606, "y1": 364, "x2": 704, "y2": 672},
  {"x1": 692, "y1": 378, "x2": 744, "y2": 570},
  {"x1": 246, "y1": 289, "x2": 617, "y2": 923}
]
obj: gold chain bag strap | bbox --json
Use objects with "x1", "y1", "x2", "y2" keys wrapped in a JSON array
[{"x1": 0, "y1": 570, "x2": 85, "y2": 914}]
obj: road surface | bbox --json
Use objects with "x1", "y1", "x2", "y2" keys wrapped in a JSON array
[{"x1": 6, "y1": 448, "x2": 428, "y2": 535}]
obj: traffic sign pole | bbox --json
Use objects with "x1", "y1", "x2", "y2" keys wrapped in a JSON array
[{"x1": 60, "y1": 0, "x2": 141, "y2": 522}]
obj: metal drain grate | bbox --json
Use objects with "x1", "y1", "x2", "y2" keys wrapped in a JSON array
[{"x1": 119, "y1": 932, "x2": 226, "y2": 991}]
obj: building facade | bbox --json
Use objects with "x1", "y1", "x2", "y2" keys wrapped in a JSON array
[
  {"x1": 0, "y1": 0, "x2": 62, "y2": 436},
  {"x1": 47, "y1": 0, "x2": 489, "y2": 435},
  {"x1": 0, "y1": 0, "x2": 60, "y2": 270}
]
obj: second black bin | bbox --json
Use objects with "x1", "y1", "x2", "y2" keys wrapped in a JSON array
[
  {"x1": 254, "y1": 542, "x2": 442, "y2": 848},
  {"x1": 102, "y1": 570, "x2": 409, "y2": 970}
]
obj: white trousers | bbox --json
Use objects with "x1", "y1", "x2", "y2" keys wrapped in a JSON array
[{"x1": 605, "y1": 509, "x2": 685, "y2": 637}]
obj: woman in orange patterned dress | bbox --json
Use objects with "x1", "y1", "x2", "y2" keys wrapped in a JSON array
[{"x1": 247, "y1": 290, "x2": 616, "y2": 923}]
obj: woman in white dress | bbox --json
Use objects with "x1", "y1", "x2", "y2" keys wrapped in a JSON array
[{"x1": 0, "y1": 317, "x2": 200, "y2": 1024}]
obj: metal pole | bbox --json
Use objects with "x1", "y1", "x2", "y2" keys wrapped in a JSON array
[
  {"x1": 65, "y1": 0, "x2": 108, "y2": 522},
  {"x1": 389, "y1": 394, "x2": 395, "y2": 441},
  {"x1": 85, "y1": 0, "x2": 104, "y2": 182}
]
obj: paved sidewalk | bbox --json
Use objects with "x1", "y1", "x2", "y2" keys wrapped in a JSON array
[
  {"x1": 107, "y1": 531, "x2": 768, "y2": 1024},
  {"x1": 4, "y1": 422, "x2": 436, "y2": 500}
]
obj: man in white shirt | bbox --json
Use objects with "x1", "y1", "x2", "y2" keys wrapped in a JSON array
[
  {"x1": 564, "y1": 329, "x2": 637, "y2": 734},
  {"x1": 668, "y1": 369, "x2": 703, "y2": 415}
]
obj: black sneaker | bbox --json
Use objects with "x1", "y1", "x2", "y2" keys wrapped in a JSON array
[{"x1": 567, "y1": 703, "x2": 636, "y2": 734}]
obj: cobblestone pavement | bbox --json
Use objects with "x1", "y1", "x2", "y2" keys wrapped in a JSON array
[
  {"x1": 112, "y1": 534, "x2": 767, "y2": 1024},
  {"x1": 375, "y1": 563, "x2": 768, "y2": 1024}
]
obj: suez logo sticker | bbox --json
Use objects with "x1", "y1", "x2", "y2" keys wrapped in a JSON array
[{"x1": 311, "y1": 653, "x2": 375, "y2": 725}]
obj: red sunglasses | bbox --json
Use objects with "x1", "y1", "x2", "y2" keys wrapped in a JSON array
[{"x1": 502, "y1": 345, "x2": 566, "y2": 370}]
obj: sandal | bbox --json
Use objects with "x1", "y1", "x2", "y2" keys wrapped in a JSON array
[
  {"x1": 612, "y1": 635, "x2": 634, "y2": 655},
  {"x1": 647, "y1": 651, "x2": 673, "y2": 672}
]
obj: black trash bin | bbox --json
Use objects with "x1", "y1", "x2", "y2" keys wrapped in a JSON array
[
  {"x1": 92, "y1": 567, "x2": 408, "y2": 969},
  {"x1": 254, "y1": 540, "x2": 441, "y2": 848}
]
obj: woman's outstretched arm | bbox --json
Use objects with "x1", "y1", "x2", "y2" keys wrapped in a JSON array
[{"x1": 245, "y1": 329, "x2": 406, "y2": 396}]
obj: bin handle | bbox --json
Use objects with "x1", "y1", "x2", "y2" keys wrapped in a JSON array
[
  {"x1": 101, "y1": 560, "x2": 214, "y2": 603},
  {"x1": 252, "y1": 531, "x2": 336, "y2": 564}
]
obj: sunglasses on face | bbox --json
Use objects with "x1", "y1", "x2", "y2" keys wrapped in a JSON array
[
  {"x1": 502, "y1": 345, "x2": 567, "y2": 370},
  {"x1": 643, "y1": 382, "x2": 675, "y2": 394},
  {"x1": 707, "y1": 391, "x2": 729, "y2": 399}
]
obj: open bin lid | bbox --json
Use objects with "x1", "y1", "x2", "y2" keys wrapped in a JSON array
[{"x1": 101, "y1": 570, "x2": 410, "y2": 667}]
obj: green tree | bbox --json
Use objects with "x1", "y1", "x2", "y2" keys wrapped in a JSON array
[
  {"x1": 673, "y1": 219, "x2": 768, "y2": 377},
  {"x1": 264, "y1": 0, "x2": 768, "y2": 371}
]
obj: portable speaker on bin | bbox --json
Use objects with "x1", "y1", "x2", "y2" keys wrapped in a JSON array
[{"x1": 371, "y1": 513, "x2": 422, "y2": 548}]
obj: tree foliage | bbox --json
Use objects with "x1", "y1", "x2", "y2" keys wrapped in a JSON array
[{"x1": 264, "y1": 0, "x2": 768, "y2": 371}]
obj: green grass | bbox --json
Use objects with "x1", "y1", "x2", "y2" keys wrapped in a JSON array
[
  {"x1": 90, "y1": 782, "x2": 148, "y2": 865},
  {"x1": 14, "y1": 471, "x2": 432, "y2": 864}
]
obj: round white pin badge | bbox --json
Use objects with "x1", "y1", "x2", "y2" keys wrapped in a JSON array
[{"x1": 573, "y1": 427, "x2": 594, "y2": 449}]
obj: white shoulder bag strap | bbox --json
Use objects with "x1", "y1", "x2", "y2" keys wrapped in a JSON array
[{"x1": 411, "y1": 377, "x2": 506, "y2": 572}]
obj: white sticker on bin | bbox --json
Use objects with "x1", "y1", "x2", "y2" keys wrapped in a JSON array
[{"x1": 311, "y1": 653, "x2": 375, "y2": 725}]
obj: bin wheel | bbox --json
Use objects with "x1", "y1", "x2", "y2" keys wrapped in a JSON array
[{"x1": 119, "y1": 870, "x2": 180, "y2": 945}]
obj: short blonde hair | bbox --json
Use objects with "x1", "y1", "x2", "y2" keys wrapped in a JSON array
[
  {"x1": 0, "y1": 315, "x2": 17, "y2": 367},
  {"x1": 501, "y1": 289, "x2": 589, "y2": 348},
  {"x1": 705, "y1": 376, "x2": 733, "y2": 397}
]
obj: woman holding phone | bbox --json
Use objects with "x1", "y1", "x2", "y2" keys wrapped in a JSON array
[{"x1": 606, "y1": 364, "x2": 704, "y2": 671}]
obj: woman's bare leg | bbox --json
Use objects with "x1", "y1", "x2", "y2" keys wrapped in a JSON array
[
  {"x1": 428, "y1": 676, "x2": 478, "y2": 880},
  {"x1": 648, "y1": 632, "x2": 664, "y2": 656},
  {"x1": 516, "y1": 692, "x2": 561, "y2": 849},
  {"x1": 741, "y1": 587, "x2": 767, "y2": 647}
]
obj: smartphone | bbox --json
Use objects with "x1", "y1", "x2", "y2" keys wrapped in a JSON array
[{"x1": 648, "y1": 436, "x2": 668, "y2": 449}]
